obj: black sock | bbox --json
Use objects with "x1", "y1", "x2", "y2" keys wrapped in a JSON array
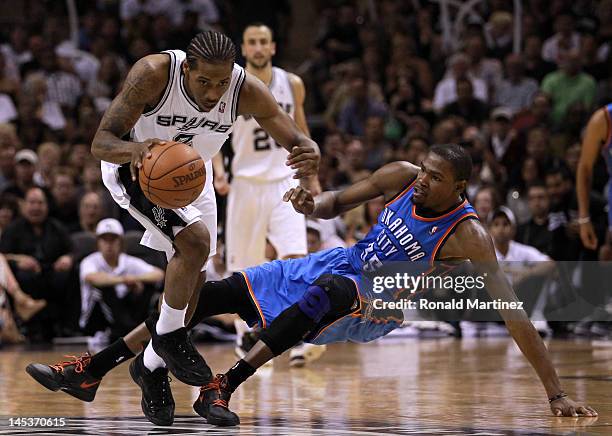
[
  {"x1": 87, "y1": 338, "x2": 135, "y2": 379},
  {"x1": 224, "y1": 359, "x2": 256, "y2": 392}
]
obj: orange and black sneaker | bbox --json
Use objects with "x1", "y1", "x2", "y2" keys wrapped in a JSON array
[
  {"x1": 193, "y1": 374, "x2": 240, "y2": 426},
  {"x1": 25, "y1": 353, "x2": 101, "y2": 402}
]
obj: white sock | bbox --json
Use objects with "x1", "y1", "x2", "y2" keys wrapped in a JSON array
[
  {"x1": 143, "y1": 341, "x2": 166, "y2": 371},
  {"x1": 156, "y1": 296, "x2": 187, "y2": 335}
]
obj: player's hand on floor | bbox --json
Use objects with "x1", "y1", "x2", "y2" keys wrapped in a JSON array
[
  {"x1": 550, "y1": 396, "x2": 597, "y2": 417},
  {"x1": 283, "y1": 186, "x2": 314, "y2": 215},
  {"x1": 130, "y1": 138, "x2": 166, "y2": 181},
  {"x1": 287, "y1": 144, "x2": 320, "y2": 178}
]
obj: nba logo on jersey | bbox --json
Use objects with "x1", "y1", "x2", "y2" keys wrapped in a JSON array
[
  {"x1": 219, "y1": 102, "x2": 226, "y2": 113},
  {"x1": 429, "y1": 226, "x2": 438, "y2": 235}
]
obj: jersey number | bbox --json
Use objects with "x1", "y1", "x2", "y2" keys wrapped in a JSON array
[{"x1": 253, "y1": 128, "x2": 282, "y2": 151}]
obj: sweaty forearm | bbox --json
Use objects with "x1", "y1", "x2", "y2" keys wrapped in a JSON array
[{"x1": 91, "y1": 130, "x2": 135, "y2": 164}]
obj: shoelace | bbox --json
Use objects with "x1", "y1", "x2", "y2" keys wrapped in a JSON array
[
  {"x1": 148, "y1": 373, "x2": 173, "y2": 408},
  {"x1": 173, "y1": 335, "x2": 200, "y2": 365},
  {"x1": 50, "y1": 353, "x2": 91, "y2": 373},
  {"x1": 200, "y1": 377, "x2": 229, "y2": 409}
]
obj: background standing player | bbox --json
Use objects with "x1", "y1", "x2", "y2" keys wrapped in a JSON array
[{"x1": 212, "y1": 23, "x2": 325, "y2": 366}]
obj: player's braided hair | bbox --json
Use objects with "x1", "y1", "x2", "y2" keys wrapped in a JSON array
[{"x1": 186, "y1": 31, "x2": 236, "y2": 67}]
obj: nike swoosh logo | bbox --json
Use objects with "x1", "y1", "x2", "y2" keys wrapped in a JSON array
[{"x1": 80, "y1": 380, "x2": 100, "y2": 389}]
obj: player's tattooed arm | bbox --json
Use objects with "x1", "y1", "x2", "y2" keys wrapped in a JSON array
[
  {"x1": 91, "y1": 55, "x2": 168, "y2": 165},
  {"x1": 238, "y1": 72, "x2": 319, "y2": 179},
  {"x1": 449, "y1": 220, "x2": 596, "y2": 417},
  {"x1": 285, "y1": 161, "x2": 418, "y2": 218}
]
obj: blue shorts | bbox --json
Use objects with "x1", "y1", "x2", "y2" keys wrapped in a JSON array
[{"x1": 242, "y1": 247, "x2": 400, "y2": 345}]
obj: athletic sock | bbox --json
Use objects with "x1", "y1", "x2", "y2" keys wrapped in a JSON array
[
  {"x1": 224, "y1": 359, "x2": 256, "y2": 392},
  {"x1": 87, "y1": 338, "x2": 135, "y2": 379},
  {"x1": 156, "y1": 296, "x2": 187, "y2": 335},
  {"x1": 143, "y1": 341, "x2": 166, "y2": 371}
]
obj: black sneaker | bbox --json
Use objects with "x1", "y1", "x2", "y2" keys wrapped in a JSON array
[
  {"x1": 25, "y1": 354, "x2": 100, "y2": 402},
  {"x1": 193, "y1": 374, "x2": 240, "y2": 426},
  {"x1": 129, "y1": 353, "x2": 175, "y2": 426},
  {"x1": 146, "y1": 313, "x2": 212, "y2": 386}
]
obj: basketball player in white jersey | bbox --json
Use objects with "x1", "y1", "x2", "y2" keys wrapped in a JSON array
[
  {"x1": 213, "y1": 23, "x2": 325, "y2": 366},
  {"x1": 25, "y1": 31, "x2": 319, "y2": 426}
]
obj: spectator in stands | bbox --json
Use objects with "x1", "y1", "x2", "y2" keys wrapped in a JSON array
[
  {"x1": 34, "y1": 142, "x2": 62, "y2": 187},
  {"x1": 79, "y1": 218, "x2": 163, "y2": 341},
  {"x1": 0, "y1": 123, "x2": 18, "y2": 191},
  {"x1": 49, "y1": 167, "x2": 80, "y2": 232},
  {"x1": 362, "y1": 115, "x2": 393, "y2": 171},
  {"x1": 433, "y1": 53, "x2": 487, "y2": 112},
  {"x1": 523, "y1": 35, "x2": 556, "y2": 82},
  {"x1": 542, "y1": 14, "x2": 582, "y2": 65},
  {"x1": 337, "y1": 72, "x2": 387, "y2": 136},
  {"x1": 0, "y1": 187, "x2": 74, "y2": 340},
  {"x1": 77, "y1": 192, "x2": 103, "y2": 234},
  {"x1": 486, "y1": 107, "x2": 521, "y2": 182},
  {"x1": 516, "y1": 182, "x2": 553, "y2": 256},
  {"x1": 464, "y1": 34, "x2": 503, "y2": 99},
  {"x1": 2, "y1": 149, "x2": 40, "y2": 199},
  {"x1": 484, "y1": 11, "x2": 514, "y2": 60},
  {"x1": 441, "y1": 77, "x2": 489, "y2": 125},
  {"x1": 37, "y1": 48, "x2": 82, "y2": 113},
  {"x1": 541, "y1": 50, "x2": 596, "y2": 127},
  {"x1": 395, "y1": 133, "x2": 429, "y2": 165},
  {"x1": 513, "y1": 92, "x2": 552, "y2": 134},
  {"x1": 473, "y1": 185, "x2": 500, "y2": 222},
  {"x1": 0, "y1": 194, "x2": 19, "y2": 236},
  {"x1": 506, "y1": 157, "x2": 541, "y2": 225},
  {"x1": 495, "y1": 53, "x2": 539, "y2": 114}
]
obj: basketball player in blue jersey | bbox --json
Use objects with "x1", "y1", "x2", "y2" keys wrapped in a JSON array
[
  {"x1": 25, "y1": 30, "x2": 319, "y2": 426},
  {"x1": 25, "y1": 145, "x2": 596, "y2": 427},
  {"x1": 577, "y1": 104, "x2": 612, "y2": 251},
  {"x1": 181, "y1": 144, "x2": 594, "y2": 425}
]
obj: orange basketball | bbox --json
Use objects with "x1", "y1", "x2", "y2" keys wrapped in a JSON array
[{"x1": 139, "y1": 141, "x2": 205, "y2": 209}]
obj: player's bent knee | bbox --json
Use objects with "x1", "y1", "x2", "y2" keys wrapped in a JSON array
[
  {"x1": 297, "y1": 285, "x2": 331, "y2": 323},
  {"x1": 174, "y1": 221, "x2": 210, "y2": 262},
  {"x1": 312, "y1": 274, "x2": 358, "y2": 316}
]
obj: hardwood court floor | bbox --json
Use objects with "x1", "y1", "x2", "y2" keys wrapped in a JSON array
[{"x1": 0, "y1": 338, "x2": 610, "y2": 435}]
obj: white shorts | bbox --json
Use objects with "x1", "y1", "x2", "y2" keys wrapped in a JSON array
[
  {"x1": 226, "y1": 176, "x2": 306, "y2": 272},
  {"x1": 102, "y1": 160, "x2": 217, "y2": 268}
]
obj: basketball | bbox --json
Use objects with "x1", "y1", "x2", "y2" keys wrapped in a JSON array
[{"x1": 139, "y1": 141, "x2": 206, "y2": 209}]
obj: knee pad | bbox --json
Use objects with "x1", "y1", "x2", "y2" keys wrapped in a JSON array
[{"x1": 297, "y1": 285, "x2": 331, "y2": 324}]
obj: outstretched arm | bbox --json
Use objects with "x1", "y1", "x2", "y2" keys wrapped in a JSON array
[
  {"x1": 284, "y1": 161, "x2": 418, "y2": 219},
  {"x1": 577, "y1": 108, "x2": 608, "y2": 250},
  {"x1": 238, "y1": 72, "x2": 319, "y2": 179},
  {"x1": 451, "y1": 219, "x2": 597, "y2": 417}
]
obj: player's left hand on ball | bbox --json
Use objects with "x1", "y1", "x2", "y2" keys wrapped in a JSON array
[
  {"x1": 550, "y1": 396, "x2": 597, "y2": 417},
  {"x1": 287, "y1": 145, "x2": 320, "y2": 178},
  {"x1": 283, "y1": 186, "x2": 314, "y2": 215}
]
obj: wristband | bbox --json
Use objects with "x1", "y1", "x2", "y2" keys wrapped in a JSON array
[
  {"x1": 549, "y1": 392, "x2": 567, "y2": 403},
  {"x1": 576, "y1": 216, "x2": 591, "y2": 224}
]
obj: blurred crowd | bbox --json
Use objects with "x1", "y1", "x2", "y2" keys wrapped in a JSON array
[{"x1": 0, "y1": 0, "x2": 611, "y2": 344}]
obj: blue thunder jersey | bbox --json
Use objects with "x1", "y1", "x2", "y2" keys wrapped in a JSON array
[
  {"x1": 243, "y1": 178, "x2": 479, "y2": 345},
  {"x1": 603, "y1": 104, "x2": 612, "y2": 228}
]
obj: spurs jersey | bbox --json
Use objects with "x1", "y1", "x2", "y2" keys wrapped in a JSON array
[
  {"x1": 230, "y1": 66, "x2": 295, "y2": 181},
  {"x1": 102, "y1": 49, "x2": 245, "y2": 207}
]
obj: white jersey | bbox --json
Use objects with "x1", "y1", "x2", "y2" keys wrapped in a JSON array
[
  {"x1": 101, "y1": 49, "x2": 245, "y2": 207},
  {"x1": 231, "y1": 66, "x2": 295, "y2": 182}
]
